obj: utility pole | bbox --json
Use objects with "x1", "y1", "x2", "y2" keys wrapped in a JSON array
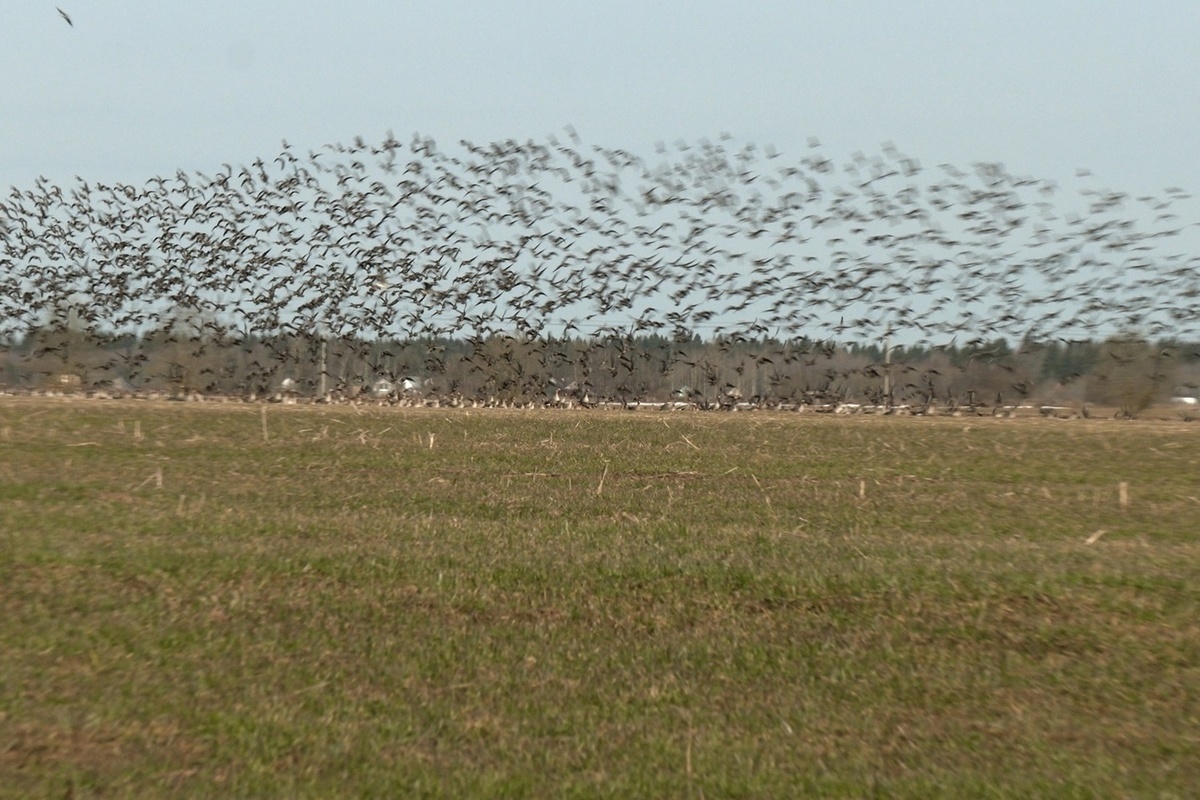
[
  {"x1": 883, "y1": 335, "x2": 893, "y2": 407},
  {"x1": 318, "y1": 337, "x2": 327, "y2": 399}
]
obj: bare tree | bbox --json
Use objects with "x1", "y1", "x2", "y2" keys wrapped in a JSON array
[{"x1": 1088, "y1": 335, "x2": 1176, "y2": 417}]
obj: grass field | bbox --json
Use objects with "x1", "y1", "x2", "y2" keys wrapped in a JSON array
[{"x1": 1, "y1": 399, "x2": 1198, "y2": 797}]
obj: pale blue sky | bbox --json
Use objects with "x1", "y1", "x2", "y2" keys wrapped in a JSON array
[{"x1": 5, "y1": 1, "x2": 1200, "y2": 194}]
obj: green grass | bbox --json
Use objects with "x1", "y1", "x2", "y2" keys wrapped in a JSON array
[{"x1": 1, "y1": 399, "x2": 1198, "y2": 797}]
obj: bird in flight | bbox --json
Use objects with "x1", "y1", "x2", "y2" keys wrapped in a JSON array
[{"x1": 57, "y1": 7, "x2": 73, "y2": 26}]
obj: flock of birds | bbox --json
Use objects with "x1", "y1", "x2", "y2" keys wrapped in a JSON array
[{"x1": 2, "y1": 128, "x2": 1198, "y2": 403}]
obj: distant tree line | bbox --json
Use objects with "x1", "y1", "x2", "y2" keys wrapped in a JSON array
[{"x1": 3, "y1": 317, "x2": 1196, "y2": 415}]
